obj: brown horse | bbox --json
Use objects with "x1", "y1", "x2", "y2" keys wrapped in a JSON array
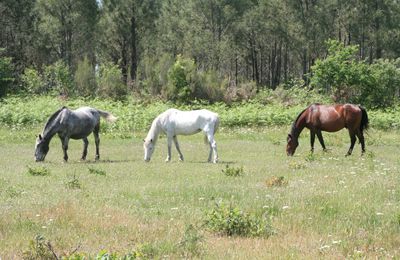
[{"x1": 286, "y1": 104, "x2": 369, "y2": 156}]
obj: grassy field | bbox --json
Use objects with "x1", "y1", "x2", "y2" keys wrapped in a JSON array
[{"x1": 0, "y1": 126, "x2": 399, "y2": 258}]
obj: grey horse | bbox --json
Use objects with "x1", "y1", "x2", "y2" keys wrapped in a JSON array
[{"x1": 35, "y1": 106, "x2": 117, "y2": 162}]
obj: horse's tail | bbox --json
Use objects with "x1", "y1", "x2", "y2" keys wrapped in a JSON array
[
  {"x1": 204, "y1": 115, "x2": 219, "y2": 144},
  {"x1": 359, "y1": 106, "x2": 369, "y2": 132},
  {"x1": 98, "y1": 109, "x2": 118, "y2": 123}
]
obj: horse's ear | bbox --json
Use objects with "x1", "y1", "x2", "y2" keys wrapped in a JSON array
[
  {"x1": 150, "y1": 139, "x2": 153, "y2": 143},
  {"x1": 38, "y1": 134, "x2": 42, "y2": 140},
  {"x1": 287, "y1": 134, "x2": 292, "y2": 141}
]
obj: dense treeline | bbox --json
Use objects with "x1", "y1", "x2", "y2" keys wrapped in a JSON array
[{"x1": 0, "y1": 0, "x2": 399, "y2": 107}]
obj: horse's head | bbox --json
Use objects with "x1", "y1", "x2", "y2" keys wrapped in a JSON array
[
  {"x1": 286, "y1": 134, "x2": 298, "y2": 156},
  {"x1": 35, "y1": 134, "x2": 49, "y2": 162},
  {"x1": 143, "y1": 138, "x2": 154, "y2": 162}
]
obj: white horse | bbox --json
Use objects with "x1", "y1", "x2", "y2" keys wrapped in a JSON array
[{"x1": 143, "y1": 108, "x2": 219, "y2": 163}]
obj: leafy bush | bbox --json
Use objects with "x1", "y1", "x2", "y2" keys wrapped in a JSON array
[
  {"x1": 43, "y1": 60, "x2": 74, "y2": 95},
  {"x1": 21, "y1": 68, "x2": 43, "y2": 94},
  {"x1": 74, "y1": 57, "x2": 97, "y2": 97},
  {"x1": 204, "y1": 202, "x2": 274, "y2": 237},
  {"x1": 88, "y1": 167, "x2": 106, "y2": 176},
  {"x1": 165, "y1": 55, "x2": 199, "y2": 103},
  {"x1": 0, "y1": 50, "x2": 13, "y2": 97},
  {"x1": 27, "y1": 166, "x2": 50, "y2": 176},
  {"x1": 97, "y1": 62, "x2": 126, "y2": 100},
  {"x1": 222, "y1": 165, "x2": 244, "y2": 177}
]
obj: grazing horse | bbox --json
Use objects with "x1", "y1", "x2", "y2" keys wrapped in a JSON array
[
  {"x1": 143, "y1": 108, "x2": 219, "y2": 163},
  {"x1": 286, "y1": 103, "x2": 369, "y2": 156},
  {"x1": 35, "y1": 106, "x2": 117, "y2": 162}
]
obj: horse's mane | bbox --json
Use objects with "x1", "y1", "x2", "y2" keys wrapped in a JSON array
[
  {"x1": 290, "y1": 106, "x2": 310, "y2": 135},
  {"x1": 43, "y1": 106, "x2": 66, "y2": 131}
]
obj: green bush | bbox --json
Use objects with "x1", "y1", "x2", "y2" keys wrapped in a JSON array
[
  {"x1": 166, "y1": 55, "x2": 199, "y2": 103},
  {"x1": 204, "y1": 202, "x2": 274, "y2": 237},
  {"x1": 97, "y1": 62, "x2": 126, "y2": 100},
  {"x1": 74, "y1": 57, "x2": 97, "y2": 97},
  {"x1": 26, "y1": 166, "x2": 50, "y2": 176},
  {"x1": 222, "y1": 165, "x2": 244, "y2": 177},
  {"x1": 43, "y1": 60, "x2": 74, "y2": 95},
  {"x1": 21, "y1": 68, "x2": 43, "y2": 94},
  {"x1": 0, "y1": 50, "x2": 13, "y2": 97}
]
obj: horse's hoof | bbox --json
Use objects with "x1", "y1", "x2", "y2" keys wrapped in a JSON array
[{"x1": 179, "y1": 157, "x2": 184, "y2": 162}]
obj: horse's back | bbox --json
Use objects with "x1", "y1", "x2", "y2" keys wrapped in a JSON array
[{"x1": 163, "y1": 108, "x2": 218, "y2": 135}]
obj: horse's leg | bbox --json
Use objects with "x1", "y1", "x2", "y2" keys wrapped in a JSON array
[
  {"x1": 206, "y1": 132, "x2": 218, "y2": 163},
  {"x1": 316, "y1": 130, "x2": 327, "y2": 151},
  {"x1": 173, "y1": 135, "x2": 184, "y2": 161},
  {"x1": 356, "y1": 130, "x2": 366, "y2": 154},
  {"x1": 165, "y1": 135, "x2": 172, "y2": 162},
  {"x1": 310, "y1": 131, "x2": 315, "y2": 153},
  {"x1": 81, "y1": 137, "x2": 89, "y2": 160},
  {"x1": 94, "y1": 125, "x2": 100, "y2": 160},
  {"x1": 60, "y1": 136, "x2": 69, "y2": 162},
  {"x1": 346, "y1": 131, "x2": 357, "y2": 156}
]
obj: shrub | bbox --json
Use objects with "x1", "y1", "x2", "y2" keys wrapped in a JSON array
[
  {"x1": 178, "y1": 224, "x2": 203, "y2": 258},
  {"x1": 43, "y1": 60, "x2": 74, "y2": 95},
  {"x1": 27, "y1": 166, "x2": 50, "y2": 176},
  {"x1": 97, "y1": 62, "x2": 126, "y2": 100},
  {"x1": 88, "y1": 167, "x2": 106, "y2": 176},
  {"x1": 204, "y1": 202, "x2": 274, "y2": 237},
  {"x1": 222, "y1": 165, "x2": 244, "y2": 177},
  {"x1": 0, "y1": 50, "x2": 13, "y2": 97},
  {"x1": 265, "y1": 176, "x2": 288, "y2": 187},
  {"x1": 165, "y1": 55, "x2": 199, "y2": 103},
  {"x1": 21, "y1": 68, "x2": 43, "y2": 94},
  {"x1": 74, "y1": 57, "x2": 97, "y2": 97}
]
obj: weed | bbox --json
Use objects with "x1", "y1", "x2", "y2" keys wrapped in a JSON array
[
  {"x1": 204, "y1": 202, "x2": 274, "y2": 237},
  {"x1": 65, "y1": 174, "x2": 81, "y2": 189},
  {"x1": 178, "y1": 224, "x2": 203, "y2": 258},
  {"x1": 265, "y1": 176, "x2": 288, "y2": 187},
  {"x1": 26, "y1": 165, "x2": 50, "y2": 176},
  {"x1": 22, "y1": 235, "x2": 55, "y2": 260},
  {"x1": 288, "y1": 161, "x2": 306, "y2": 170},
  {"x1": 88, "y1": 167, "x2": 107, "y2": 176},
  {"x1": 305, "y1": 152, "x2": 316, "y2": 162},
  {"x1": 222, "y1": 165, "x2": 244, "y2": 177}
]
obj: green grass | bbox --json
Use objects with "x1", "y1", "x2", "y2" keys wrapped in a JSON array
[{"x1": 0, "y1": 126, "x2": 399, "y2": 258}]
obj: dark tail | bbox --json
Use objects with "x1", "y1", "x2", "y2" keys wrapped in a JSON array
[{"x1": 359, "y1": 106, "x2": 369, "y2": 132}]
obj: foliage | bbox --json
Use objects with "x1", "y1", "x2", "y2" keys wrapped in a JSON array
[
  {"x1": 204, "y1": 202, "x2": 274, "y2": 237},
  {"x1": 265, "y1": 176, "x2": 288, "y2": 187},
  {"x1": 97, "y1": 62, "x2": 126, "y2": 100},
  {"x1": 74, "y1": 57, "x2": 97, "y2": 97},
  {"x1": 65, "y1": 174, "x2": 81, "y2": 189},
  {"x1": 26, "y1": 165, "x2": 50, "y2": 176},
  {"x1": 166, "y1": 55, "x2": 199, "y2": 103},
  {"x1": 43, "y1": 61, "x2": 74, "y2": 95},
  {"x1": 0, "y1": 50, "x2": 13, "y2": 97},
  {"x1": 311, "y1": 40, "x2": 400, "y2": 108},
  {"x1": 178, "y1": 224, "x2": 204, "y2": 258},
  {"x1": 21, "y1": 68, "x2": 43, "y2": 94},
  {"x1": 222, "y1": 165, "x2": 244, "y2": 177},
  {"x1": 22, "y1": 235, "x2": 55, "y2": 260},
  {"x1": 88, "y1": 167, "x2": 107, "y2": 176}
]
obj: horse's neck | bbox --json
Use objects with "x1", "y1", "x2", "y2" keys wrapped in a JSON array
[
  {"x1": 146, "y1": 117, "x2": 162, "y2": 143},
  {"x1": 42, "y1": 117, "x2": 61, "y2": 141},
  {"x1": 292, "y1": 113, "x2": 306, "y2": 139}
]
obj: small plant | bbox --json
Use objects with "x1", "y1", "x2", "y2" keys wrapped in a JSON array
[
  {"x1": 305, "y1": 152, "x2": 316, "y2": 162},
  {"x1": 178, "y1": 224, "x2": 203, "y2": 258},
  {"x1": 65, "y1": 174, "x2": 81, "y2": 189},
  {"x1": 288, "y1": 161, "x2": 307, "y2": 170},
  {"x1": 204, "y1": 202, "x2": 274, "y2": 237},
  {"x1": 222, "y1": 165, "x2": 244, "y2": 177},
  {"x1": 88, "y1": 167, "x2": 106, "y2": 176},
  {"x1": 22, "y1": 235, "x2": 56, "y2": 260},
  {"x1": 265, "y1": 176, "x2": 288, "y2": 187},
  {"x1": 26, "y1": 166, "x2": 50, "y2": 176}
]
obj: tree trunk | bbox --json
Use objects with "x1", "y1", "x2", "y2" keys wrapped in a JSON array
[{"x1": 130, "y1": 15, "x2": 137, "y2": 83}]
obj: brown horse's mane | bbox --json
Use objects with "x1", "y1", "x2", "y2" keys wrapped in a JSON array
[
  {"x1": 43, "y1": 106, "x2": 66, "y2": 131},
  {"x1": 290, "y1": 106, "x2": 308, "y2": 135}
]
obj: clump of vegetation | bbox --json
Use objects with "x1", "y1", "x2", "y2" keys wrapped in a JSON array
[
  {"x1": 222, "y1": 165, "x2": 244, "y2": 177},
  {"x1": 178, "y1": 224, "x2": 204, "y2": 258},
  {"x1": 22, "y1": 235, "x2": 56, "y2": 260},
  {"x1": 65, "y1": 174, "x2": 81, "y2": 189},
  {"x1": 288, "y1": 161, "x2": 307, "y2": 170},
  {"x1": 265, "y1": 176, "x2": 288, "y2": 187},
  {"x1": 204, "y1": 202, "x2": 274, "y2": 237},
  {"x1": 88, "y1": 167, "x2": 106, "y2": 176},
  {"x1": 26, "y1": 166, "x2": 50, "y2": 176}
]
